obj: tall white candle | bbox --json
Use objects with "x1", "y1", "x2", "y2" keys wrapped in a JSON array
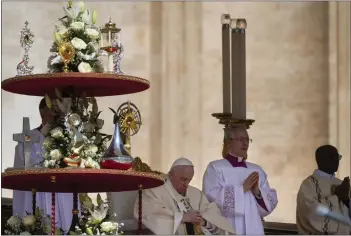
[
  {"x1": 100, "y1": 33, "x2": 104, "y2": 48},
  {"x1": 117, "y1": 32, "x2": 121, "y2": 47},
  {"x1": 108, "y1": 31, "x2": 112, "y2": 46},
  {"x1": 108, "y1": 53, "x2": 114, "y2": 73}
]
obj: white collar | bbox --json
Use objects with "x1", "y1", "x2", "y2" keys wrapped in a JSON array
[
  {"x1": 313, "y1": 169, "x2": 335, "y2": 178},
  {"x1": 228, "y1": 153, "x2": 244, "y2": 162}
]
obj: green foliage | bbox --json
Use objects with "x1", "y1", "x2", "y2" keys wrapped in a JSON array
[{"x1": 4, "y1": 207, "x2": 64, "y2": 235}]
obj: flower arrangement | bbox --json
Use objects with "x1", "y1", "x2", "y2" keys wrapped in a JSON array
[
  {"x1": 4, "y1": 208, "x2": 63, "y2": 235},
  {"x1": 70, "y1": 193, "x2": 123, "y2": 235},
  {"x1": 47, "y1": 0, "x2": 104, "y2": 73},
  {"x1": 42, "y1": 89, "x2": 111, "y2": 169}
]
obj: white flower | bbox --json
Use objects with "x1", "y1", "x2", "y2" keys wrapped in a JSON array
[
  {"x1": 7, "y1": 216, "x2": 21, "y2": 228},
  {"x1": 71, "y1": 37, "x2": 87, "y2": 50},
  {"x1": 82, "y1": 9, "x2": 92, "y2": 25},
  {"x1": 83, "y1": 157, "x2": 98, "y2": 168},
  {"x1": 85, "y1": 28, "x2": 99, "y2": 39},
  {"x1": 77, "y1": 51, "x2": 97, "y2": 61},
  {"x1": 56, "y1": 25, "x2": 68, "y2": 36},
  {"x1": 49, "y1": 160, "x2": 56, "y2": 166},
  {"x1": 50, "y1": 55, "x2": 63, "y2": 65},
  {"x1": 86, "y1": 144, "x2": 98, "y2": 153},
  {"x1": 79, "y1": 159, "x2": 86, "y2": 168},
  {"x1": 50, "y1": 149, "x2": 62, "y2": 161},
  {"x1": 63, "y1": 3, "x2": 80, "y2": 20},
  {"x1": 100, "y1": 222, "x2": 118, "y2": 232},
  {"x1": 43, "y1": 137, "x2": 53, "y2": 148},
  {"x1": 50, "y1": 127, "x2": 63, "y2": 139},
  {"x1": 20, "y1": 232, "x2": 31, "y2": 235},
  {"x1": 89, "y1": 204, "x2": 108, "y2": 224},
  {"x1": 22, "y1": 215, "x2": 36, "y2": 227},
  {"x1": 78, "y1": 62, "x2": 93, "y2": 73},
  {"x1": 70, "y1": 21, "x2": 85, "y2": 31},
  {"x1": 43, "y1": 160, "x2": 49, "y2": 168}
]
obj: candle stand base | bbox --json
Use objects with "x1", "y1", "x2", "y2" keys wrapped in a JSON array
[{"x1": 212, "y1": 112, "x2": 255, "y2": 129}]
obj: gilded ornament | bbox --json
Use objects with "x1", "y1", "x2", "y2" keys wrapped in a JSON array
[{"x1": 58, "y1": 41, "x2": 75, "y2": 73}]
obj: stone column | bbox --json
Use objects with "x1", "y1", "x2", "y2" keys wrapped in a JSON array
[
  {"x1": 159, "y1": 2, "x2": 185, "y2": 172},
  {"x1": 328, "y1": 2, "x2": 351, "y2": 179}
]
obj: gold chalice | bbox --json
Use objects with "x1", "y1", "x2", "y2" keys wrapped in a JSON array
[{"x1": 58, "y1": 41, "x2": 75, "y2": 72}]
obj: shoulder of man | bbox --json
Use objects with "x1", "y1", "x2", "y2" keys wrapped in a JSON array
[
  {"x1": 207, "y1": 158, "x2": 229, "y2": 169},
  {"x1": 246, "y1": 161, "x2": 267, "y2": 175},
  {"x1": 309, "y1": 173, "x2": 342, "y2": 185},
  {"x1": 298, "y1": 175, "x2": 314, "y2": 190},
  {"x1": 148, "y1": 182, "x2": 167, "y2": 193},
  {"x1": 187, "y1": 185, "x2": 203, "y2": 197},
  {"x1": 28, "y1": 128, "x2": 44, "y2": 137}
]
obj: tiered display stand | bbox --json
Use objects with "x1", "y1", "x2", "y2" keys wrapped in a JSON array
[{"x1": 1, "y1": 73, "x2": 165, "y2": 235}]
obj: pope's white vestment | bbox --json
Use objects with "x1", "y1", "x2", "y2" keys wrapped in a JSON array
[
  {"x1": 203, "y1": 155, "x2": 278, "y2": 235},
  {"x1": 12, "y1": 128, "x2": 77, "y2": 232},
  {"x1": 134, "y1": 177, "x2": 236, "y2": 235}
]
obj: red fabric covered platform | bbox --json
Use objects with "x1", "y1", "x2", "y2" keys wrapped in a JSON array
[
  {"x1": 2, "y1": 168, "x2": 164, "y2": 193},
  {"x1": 1, "y1": 73, "x2": 150, "y2": 97}
]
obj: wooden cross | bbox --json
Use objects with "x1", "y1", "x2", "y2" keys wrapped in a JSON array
[{"x1": 13, "y1": 117, "x2": 41, "y2": 168}]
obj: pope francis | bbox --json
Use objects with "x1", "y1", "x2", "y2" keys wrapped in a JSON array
[{"x1": 133, "y1": 157, "x2": 236, "y2": 235}]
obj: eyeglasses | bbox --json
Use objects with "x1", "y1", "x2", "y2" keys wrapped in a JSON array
[
  {"x1": 329, "y1": 154, "x2": 342, "y2": 160},
  {"x1": 229, "y1": 137, "x2": 253, "y2": 143}
]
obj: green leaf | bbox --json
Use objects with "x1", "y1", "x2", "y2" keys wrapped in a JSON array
[
  {"x1": 55, "y1": 228, "x2": 62, "y2": 235},
  {"x1": 69, "y1": 231, "x2": 77, "y2": 235},
  {"x1": 35, "y1": 207, "x2": 40, "y2": 218},
  {"x1": 97, "y1": 193, "x2": 103, "y2": 207}
]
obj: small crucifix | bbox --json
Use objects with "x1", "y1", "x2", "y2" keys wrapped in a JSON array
[{"x1": 13, "y1": 117, "x2": 41, "y2": 169}]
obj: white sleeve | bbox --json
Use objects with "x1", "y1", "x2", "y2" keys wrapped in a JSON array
[
  {"x1": 257, "y1": 172, "x2": 278, "y2": 217},
  {"x1": 202, "y1": 163, "x2": 245, "y2": 217}
]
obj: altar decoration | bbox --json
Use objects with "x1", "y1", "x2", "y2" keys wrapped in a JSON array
[
  {"x1": 42, "y1": 90, "x2": 110, "y2": 169},
  {"x1": 47, "y1": 0, "x2": 104, "y2": 73},
  {"x1": 4, "y1": 208, "x2": 63, "y2": 235},
  {"x1": 100, "y1": 107, "x2": 134, "y2": 170},
  {"x1": 17, "y1": 21, "x2": 35, "y2": 76},
  {"x1": 70, "y1": 193, "x2": 123, "y2": 235},
  {"x1": 101, "y1": 102, "x2": 142, "y2": 170},
  {"x1": 2, "y1": 1, "x2": 165, "y2": 234},
  {"x1": 100, "y1": 18, "x2": 121, "y2": 73}
]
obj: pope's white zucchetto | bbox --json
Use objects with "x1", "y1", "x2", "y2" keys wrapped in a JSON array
[{"x1": 171, "y1": 157, "x2": 194, "y2": 169}]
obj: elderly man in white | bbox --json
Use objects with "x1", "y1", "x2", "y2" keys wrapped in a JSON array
[
  {"x1": 134, "y1": 157, "x2": 236, "y2": 235},
  {"x1": 203, "y1": 126, "x2": 278, "y2": 235},
  {"x1": 12, "y1": 98, "x2": 77, "y2": 233}
]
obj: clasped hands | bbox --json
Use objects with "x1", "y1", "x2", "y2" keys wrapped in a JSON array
[
  {"x1": 181, "y1": 211, "x2": 206, "y2": 226},
  {"x1": 334, "y1": 176, "x2": 350, "y2": 201},
  {"x1": 243, "y1": 171, "x2": 260, "y2": 196}
]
